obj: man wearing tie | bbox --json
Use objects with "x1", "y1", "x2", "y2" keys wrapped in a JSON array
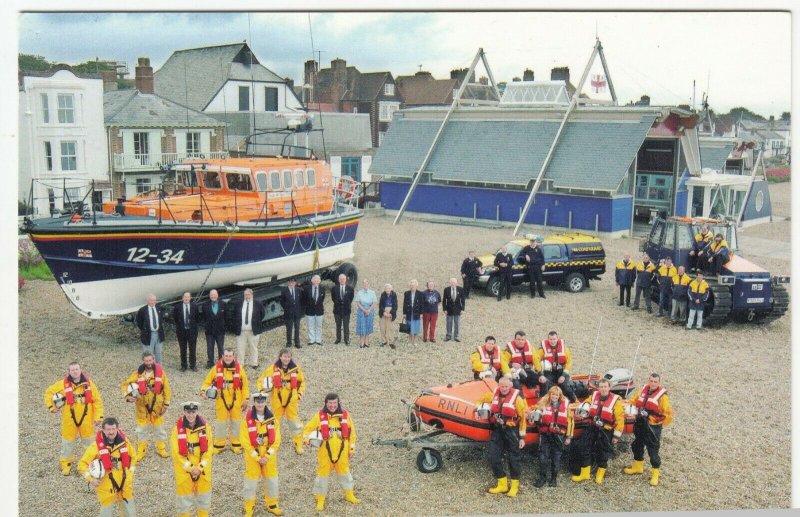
[
  {"x1": 201, "y1": 289, "x2": 227, "y2": 368},
  {"x1": 232, "y1": 289, "x2": 266, "y2": 370},
  {"x1": 442, "y1": 277, "x2": 466, "y2": 342},
  {"x1": 172, "y1": 292, "x2": 199, "y2": 371},
  {"x1": 136, "y1": 293, "x2": 166, "y2": 364},
  {"x1": 280, "y1": 278, "x2": 304, "y2": 348},
  {"x1": 303, "y1": 275, "x2": 325, "y2": 346},
  {"x1": 331, "y1": 274, "x2": 354, "y2": 345}
]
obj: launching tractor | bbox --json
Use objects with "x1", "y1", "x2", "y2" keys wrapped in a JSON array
[{"x1": 641, "y1": 216, "x2": 789, "y2": 325}]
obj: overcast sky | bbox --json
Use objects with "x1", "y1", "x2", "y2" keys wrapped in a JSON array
[{"x1": 16, "y1": 11, "x2": 791, "y2": 117}]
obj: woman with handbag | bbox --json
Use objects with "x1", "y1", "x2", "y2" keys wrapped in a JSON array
[
  {"x1": 402, "y1": 279, "x2": 424, "y2": 346},
  {"x1": 378, "y1": 283, "x2": 398, "y2": 348},
  {"x1": 354, "y1": 279, "x2": 377, "y2": 348}
]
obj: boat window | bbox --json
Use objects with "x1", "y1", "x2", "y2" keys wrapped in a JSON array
[
  {"x1": 294, "y1": 168, "x2": 305, "y2": 188},
  {"x1": 269, "y1": 171, "x2": 281, "y2": 190},
  {"x1": 676, "y1": 223, "x2": 693, "y2": 249},
  {"x1": 202, "y1": 170, "x2": 221, "y2": 189},
  {"x1": 256, "y1": 172, "x2": 268, "y2": 192},
  {"x1": 663, "y1": 222, "x2": 676, "y2": 249},
  {"x1": 306, "y1": 168, "x2": 316, "y2": 187},
  {"x1": 283, "y1": 169, "x2": 293, "y2": 189},
  {"x1": 226, "y1": 172, "x2": 253, "y2": 192}
]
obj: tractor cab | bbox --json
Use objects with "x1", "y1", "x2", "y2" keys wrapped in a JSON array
[{"x1": 641, "y1": 216, "x2": 738, "y2": 271}]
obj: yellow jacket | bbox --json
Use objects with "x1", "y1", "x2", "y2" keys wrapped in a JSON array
[
  {"x1": 477, "y1": 389, "x2": 528, "y2": 436},
  {"x1": 78, "y1": 433, "x2": 138, "y2": 503},
  {"x1": 628, "y1": 388, "x2": 673, "y2": 427},
  {"x1": 257, "y1": 362, "x2": 305, "y2": 406},
  {"x1": 303, "y1": 410, "x2": 357, "y2": 455},
  {"x1": 121, "y1": 367, "x2": 171, "y2": 415},
  {"x1": 533, "y1": 345, "x2": 573, "y2": 375},
  {"x1": 470, "y1": 347, "x2": 502, "y2": 375},
  {"x1": 595, "y1": 395, "x2": 625, "y2": 437},
  {"x1": 240, "y1": 409, "x2": 282, "y2": 461},
  {"x1": 170, "y1": 416, "x2": 213, "y2": 486},
  {"x1": 44, "y1": 377, "x2": 104, "y2": 425},
  {"x1": 201, "y1": 362, "x2": 249, "y2": 410}
]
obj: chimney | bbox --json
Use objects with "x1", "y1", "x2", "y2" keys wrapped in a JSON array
[
  {"x1": 414, "y1": 71, "x2": 433, "y2": 79},
  {"x1": 512, "y1": 77, "x2": 521, "y2": 82},
  {"x1": 284, "y1": 77, "x2": 294, "y2": 91},
  {"x1": 769, "y1": 115, "x2": 775, "y2": 128},
  {"x1": 550, "y1": 66, "x2": 570, "y2": 84},
  {"x1": 522, "y1": 68, "x2": 534, "y2": 81},
  {"x1": 638, "y1": 95, "x2": 650, "y2": 106},
  {"x1": 450, "y1": 67, "x2": 474, "y2": 84},
  {"x1": 479, "y1": 76, "x2": 488, "y2": 85},
  {"x1": 135, "y1": 57, "x2": 154, "y2": 94},
  {"x1": 101, "y1": 70, "x2": 118, "y2": 92},
  {"x1": 331, "y1": 58, "x2": 347, "y2": 107}
]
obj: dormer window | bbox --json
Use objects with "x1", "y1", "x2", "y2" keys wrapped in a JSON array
[{"x1": 384, "y1": 83, "x2": 395, "y2": 96}]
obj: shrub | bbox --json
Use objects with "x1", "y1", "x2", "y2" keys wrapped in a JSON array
[
  {"x1": 766, "y1": 168, "x2": 791, "y2": 183},
  {"x1": 18, "y1": 239, "x2": 53, "y2": 280}
]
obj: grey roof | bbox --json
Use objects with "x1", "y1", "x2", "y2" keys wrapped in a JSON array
[
  {"x1": 371, "y1": 114, "x2": 656, "y2": 191},
  {"x1": 756, "y1": 130, "x2": 783, "y2": 140},
  {"x1": 346, "y1": 72, "x2": 390, "y2": 101},
  {"x1": 104, "y1": 89, "x2": 224, "y2": 127},
  {"x1": 699, "y1": 144, "x2": 734, "y2": 171},
  {"x1": 154, "y1": 43, "x2": 286, "y2": 112}
]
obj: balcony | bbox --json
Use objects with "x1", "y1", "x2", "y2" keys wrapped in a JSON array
[{"x1": 113, "y1": 151, "x2": 228, "y2": 171}]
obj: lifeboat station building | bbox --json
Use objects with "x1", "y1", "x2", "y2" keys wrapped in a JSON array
[{"x1": 370, "y1": 80, "x2": 705, "y2": 237}]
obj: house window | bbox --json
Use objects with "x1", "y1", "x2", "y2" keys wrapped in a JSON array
[
  {"x1": 239, "y1": 86, "x2": 250, "y2": 111},
  {"x1": 378, "y1": 131, "x2": 387, "y2": 146},
  {"x1": 378, "y1": 101, "x2": 400, "y2": 122},
  {"x1": 41, "y1": 93, "x2": 49, "y2": 123},
  {"x1": 133, "y1": 132, "x2": 150, "y2": 165},
  {"x1": 384, "y1": 83, "x2": 395, "y2": 96},
  {"x1": 341, "y1": 157, "x2": 362, "y2": 181},
  {"x1": 65, "y1": 188, "x2": 81, "y2": 204},
  {"x1": 57, "y1": 94, "x2": 75, "y2": 124},
  {"x1": 265, "y1": 87, "x2": 278, "y2": 111},
  {"x1": 186, "y1": 132, "x2": 201, "y2": 156},
  {"x1": 44, "y1": 141, "x2": 52, "y2": 171},
  {"x1": 136, "y1": 178, "x2": 152, "y2": 194},
  {"x1": 60, "y1": 141, "x2": 77, "y2": 171}
]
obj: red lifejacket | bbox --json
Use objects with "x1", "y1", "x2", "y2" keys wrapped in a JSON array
[
  {"x1": 273, "y1": 361, "x2": 299, "y2": 391},
  {"x1": 540, "y1": 339, "x2": 567, "y2": 368},
  {"x1": 506, "y1": 341, "x2": 534, "y2": 367},
  {"x1": 490, "y1": 388, "x2": 521, "y2": 421},
  {"x1": 589, "y1": 391, "x2": 620, "y2": 425},
  {"x1": 137, "y1": 364, "x2": 164, "y2": 395},
  {"x1": 64, "y1": 374, "x2": 93, "y2": 405},
  {"x1": 319, "y1": 409, "x2": 350, "y2": 440},
  {"x1": 176, "y1": 416, "x2": 208, "y2": 457},
  {"x1": 538, "y1": 399, "x2": 569, "y2": 434},
  {"x1": 635, "y1": 386, "x2": 667, "y2": 414},
  {"x1": 215, "y1": 360, "x2": 242, "y2": 390},
  {"x1": 246, "y1": 408, "x2": 276, "y2": 448},
  {"x1": 477, "y1": 345, "x2": 502, "y2": 370},
  {"x1": 95, "y1": 430, "x2": 131, "y2": 471}
]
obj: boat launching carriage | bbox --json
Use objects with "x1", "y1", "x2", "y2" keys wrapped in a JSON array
[{"x1": 22, "y1": 131, "x2": 363, "y2": 320}]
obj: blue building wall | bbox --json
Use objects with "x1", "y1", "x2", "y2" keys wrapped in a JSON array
[
  {"x1": 741, "y1": 179, "x2": 773, "y2": 222},
  {"x1": 674, "y1": 168, "x2": 689, "y2": 216},
  {"x1": 381, "y1": 181, "x2": 633, "y2": 232}
]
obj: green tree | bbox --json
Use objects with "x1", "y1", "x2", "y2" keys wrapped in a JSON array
[
  {"x1": 72, "y1": 59, "x2": 113, "y2": 74},
  {"x1": 724, "y1": 106, "x2": 766, "y2": 122},
  {"x1": 781, "y1": 111, "x2": 790, "y2": 122},
  {"x1": 18, "y1": 54, "x2": 52, "y2": 72}
]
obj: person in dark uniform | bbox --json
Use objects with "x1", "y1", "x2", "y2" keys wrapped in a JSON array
[
  {"x1": 688, "y1": 225, "x2": 713, "y2": 273},
  {"x1": 280, "y1": 278, "x2": 304, "y2": 348},
  {"x1": 200, "y1": 289, "x2": 227, "y2": 367},
  {"x1": 532, "y1": 386, "x2": 574, "y2": 488},
  {"x1": 631, "y1": 253, "x2": 656, "y2": 313},
  {"x1": 331, "y1": 274, "x2": 354, "y2": 345},
  {"x1": 520, "y1": 238, "x2": 546, "y2": 299},
  {"x1": 655, "y1": 257, "x2": 677, "y2": 317},
  {"x1": 172, "y1": 292, "x2": 199, "y2": 371},
  {"x1": 615, "y1": 253, "x2": 636, "y2": 307},
  {"x1": 460, "y1": 250, "x2": 483, "y2": 299},
  {"x1": 476, "y1": 377, "x2": 528, "y2": 497},
  {"x1": 706, "y1": 233, "x2": 731, "y2": 276},
  {"x1": 571, "y1": 378, "x2": 623, "y2": 485},
  {"x1": 623, "y1": 373, "x2": 674, "y2": 487},
  {"x1": 494, "y1": 246, "x2": 514, "y2": 301}
]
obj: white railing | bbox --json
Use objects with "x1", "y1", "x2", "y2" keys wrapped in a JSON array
[{"x1": 113, "y1": 151, "x2": 228, "y2": 170}]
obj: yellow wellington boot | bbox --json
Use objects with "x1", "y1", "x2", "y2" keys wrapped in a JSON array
[
  {"x1": 177, "y1": 514, "x2": 190, "y2": 517},
  {"x1": 197, "y1": 510, "x2": 208, "y2": 517},
  {"x1": 344, "y1": 489, "x2": 361, "y2": 504},
  {"x1": 293, "y1": 435, "x2": 305, "y2": 455},
  {"x1": 266, "y1": 497, "x2": 284, "y2": 515},
  {"x1": 243, "y1": 499, "x2": 255, "y2": 517},
  {"x1": 137, "y1": 441, "x2": 148, "y2": 459},
  {"x1": 315, "y1": 496, "x2": 326, "y2": 512},
  {"x1": 59, "y1": 457, "x2": 72, "y2": 476},
  {"x1": 212, "y1": 440, "x2": 226, "y2": 455},
  {"x1": 650, "y1": 468, "x2": 660, "y2": 486},
  {"x1": 594, "y1": 467, "x2": 606, "y2": 484},
  {"x1": 506, "y1": 479, "x2": 519, "y2": 497},
  {"x1": 155, "y1": 441, "x2": 169, "y2": 458},
  {"x1": 623, "y1": 459, "x2": 644, "y2": 475},
  {"x1": 231, "y1": 441, "x2": 243, "y2": 454},
  {"x1": 488, "y1": 477, "x2": 509, "y2": 494},
  {"x1": 571, "y1": 466, "x2": 590, "y2": 482}
]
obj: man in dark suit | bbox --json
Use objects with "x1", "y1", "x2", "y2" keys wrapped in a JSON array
[
  {"x1": 521, "y1": 238, "x2": 546, "y2": 299},
  {"x1": 200, "y1": 289, "x2": 226, "y2": 367},
  {"x1": 280, "y1": 278, "x2": 304, "y2": 348},
  {"x1": 303, "y1": 274, "x2": 325, "y2": 346},
  {"x1": 494, "y1": 245, "x2": 514, "y2": 301},
  {"x1": 331, "y1": 273, "x2": 354, "y2": 345},
  {"x1": 460, "y1": 250, "x2": 483, "y2": 299},
  {"x1": 442, "y1": 277, "x2": 466, "y2": 342},
  {"x1": 135, "y1": 293, "x2": 166, "y2": 364},
  {"x1": 171, "y1": 291, "x2": 199, "y2": 371},
  {"x1": 231, "y1": 288, "x2": 266, "y2": 370}
]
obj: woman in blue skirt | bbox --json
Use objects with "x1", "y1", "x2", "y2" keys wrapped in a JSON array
[{"x1": 355, "y1": 279, "x2": 377, "y2": 348}]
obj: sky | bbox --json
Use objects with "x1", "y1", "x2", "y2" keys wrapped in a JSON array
[{"x1": 15, "y1": 11, "x2": 792, "y2": 117}]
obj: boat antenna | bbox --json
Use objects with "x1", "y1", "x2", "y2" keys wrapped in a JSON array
[
  {"x1": 308, "y1": 13, "x2": 328, "y2": 162},
  {"x1": 220, "y1": 57, "x2": 231, "y2": 151},
  {"x1": 624, "y1": 335, "x2": 643, "y2": 400},
  {"x1": 248, "y1": 15, "x2": 257, "y2": 136},
  {"x1": 587, "y1": 316, "x2": 602, "y2": 379}
]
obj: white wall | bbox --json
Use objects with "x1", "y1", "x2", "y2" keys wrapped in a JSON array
[
  {"x1": 204, "y1": 80, "x2": 304, "y2": 113},
  {"x1": 19, "y1": 70, "x2": 109, "y2": 216}
]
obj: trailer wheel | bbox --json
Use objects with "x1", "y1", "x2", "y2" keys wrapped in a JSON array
[
  {"x1": 407, "y1": 411, "x2": 421, "y2": 432},
  {"x1": 334, "y1": 263, "x2": 358, "y2": 289},
  {"x1": 416, "y1": 448, "x2": 443, "y2": 473}
]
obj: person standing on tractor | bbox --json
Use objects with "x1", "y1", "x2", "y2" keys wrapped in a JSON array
[{"x1": 623, "y1": 373, "x2": 673, "y2": 486}]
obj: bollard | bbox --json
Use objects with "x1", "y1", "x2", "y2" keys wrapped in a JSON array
[
  {"x1": 496, "y1": 205, "x2": 500, "y2": 222},
  {"x1": 595, "y1": 214, "x2": 599, "y2": 235},
  {"x1": 568, "y1": 211, "x2": 572, "y2": 230},
  {"x1": 473, "y1": 202, "x2": 477, "y2": 220},
  {"x1": 544, "y1": 208, "x2": 549, "y2": 230}
]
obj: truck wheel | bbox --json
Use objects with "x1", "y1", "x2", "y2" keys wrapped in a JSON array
[
  {"x1": 416, "y1": 448, "x2": 443, "y2": 473},
  {"x1": 486, "y1": 277, "x2": 501, "y2": 297},
  {"x1": 333, "y1": 263, "x2": 358, "y2": 289},
  {"x1": 565, "y1": 272, "x2": 586, "y2": 293}
]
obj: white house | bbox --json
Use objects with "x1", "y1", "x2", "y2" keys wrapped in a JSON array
[{"x1": 18, "y1": 65, "x2": 110, "y2": 216}]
